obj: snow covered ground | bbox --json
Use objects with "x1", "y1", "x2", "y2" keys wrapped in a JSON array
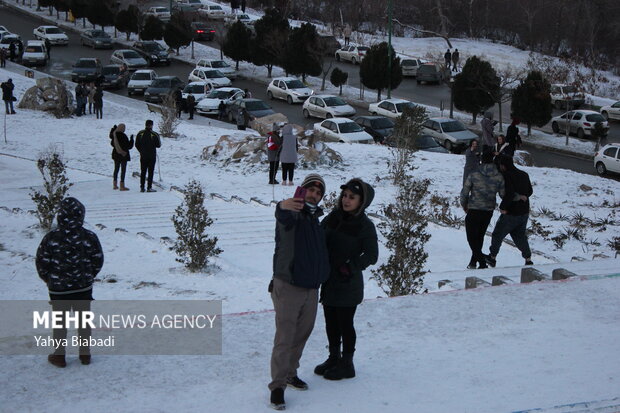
[{"x1": 0, "y1": 65, "x2": 619, "y2": 411}]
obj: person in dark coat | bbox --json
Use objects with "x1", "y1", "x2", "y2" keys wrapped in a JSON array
[
  {"x1": 236, "y1": 107, "x2": 251, "y2": 130},
  {"x1": 109, "y1": 123, "x2": 134, "y2": 191},
  {"x1": 1, "y1": 78, "x2": 16, "y2": 114},
  {"x1": 268, "y1": 173, "x2": 330, "y2": 410},
  {"x1": 135, "y1": 119, "x2": 161, "y2": 193},
  {"x1": 267, "y1": 123, "x2": 282, "y2": 184},
  {"x1": 463, "y1": 139, "x2": 480, "y2": 186},
  {"x1": 217, "y1": 100, "x2": 226, "y2": 120},
  {"x1": 444, "y1": 49, "x2": 451, "y2": 69},
  {"x1": 174, "y1": 88, "x2": 183, "y2": 118},
  {"x1": 8, "y1": 41, "x2": 16, "y2": 61},
  {"x1": 93, "y1": 86, "x2": 103, "y2": 119},
  {"x1": 452, "y1": 48, "x2": 460, "y2": 71},
  {"x1": 493, "y1": 134, "x2": 513, "y2": 161},
  {"x1": 241, "y1": 0, "x2": 246, "y2": 13},
  {"x1": 36, "y1": 197, "x2": 104, "y2": 368},
  {"x1": 44, "y1": 38, "x2": 51, "y2": 59},
  {"x1": 0, "y1": 48, "x2": 6, "y2": 68},
  {"x1": 186, "y1": 93, "x2": 196, "y2": 120},
  {"x1": 506, "y1": 116, "x2": 523, "y2": 153},
  {"x1": 315, "y1": 178, "x2": 378, "y2": 381}
]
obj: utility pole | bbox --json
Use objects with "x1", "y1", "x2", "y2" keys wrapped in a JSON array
[{"x1": 387, "y1": 0, "x2": 392, "y2": 99}]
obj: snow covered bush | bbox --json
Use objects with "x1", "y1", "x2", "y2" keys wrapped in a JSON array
[
  {"x1": 171, "y1": 180, "x2": 222, "y2": 272},
  {"x1": 158, "y1": 93, "x2": 181, "y2": 138}
]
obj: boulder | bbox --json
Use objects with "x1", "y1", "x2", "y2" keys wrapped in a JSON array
[
  {"x1": 250, "y1": 113, "x2": 288, "y2": 136},
  {"x1": 18, "y1": 77, "x2": 74, "y2": 118},
  {"x1": 514, "y1": 150, "x2": 533, "y2": 166}
]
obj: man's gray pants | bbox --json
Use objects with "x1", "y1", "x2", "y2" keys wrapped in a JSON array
[{"x1": 269, "y1": 278, "x2": 318, "y2": 391}]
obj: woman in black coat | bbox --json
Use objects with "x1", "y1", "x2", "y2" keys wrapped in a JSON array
[
  {"x1": 314, "y1": 178, "x2": 378, "y2": 381},
  {"x1": 109, "y1": 124, "x2": 134, "y2": 191}
]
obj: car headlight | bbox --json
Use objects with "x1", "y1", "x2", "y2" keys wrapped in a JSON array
[
  {"x1": 151, "y1": 55, "x2": 158, "y2": 59},
  {"x1": 144, "y1": 92, "x2": 151, "y2": 96}
]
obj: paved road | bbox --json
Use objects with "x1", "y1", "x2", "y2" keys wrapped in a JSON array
[{"x1": 2, "y1": 5, "x2": 618, "y2": 181}]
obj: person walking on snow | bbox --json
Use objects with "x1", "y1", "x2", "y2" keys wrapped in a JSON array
[
  {"x1": 36, "y1": 197, "x2": 104, "y2": 368},
  {"x1": 452, "y1": 48, "x2": 460, "y2": 71},
  {"x1": 463, "y1": 139, "x2": 480, "y2": 186},
  {"x1": 135, "y1": 119, "x2": 161, "y2": 193},
  {"x1": 93, "y1": 86, "x2": 103, "y2": 119},
  {"x1": 460, "y1": 150, "x2": 505, "y2": 269},
  {"x1": 279, "y1": 123, "x2": 298, "y2": 186},
  {"x1": 480, "y1": 111, "x2": 497, "y2": 151},
  {"x1": 314, "y1": 178, "x2": 378, "y2": 381},
  {"x1": 1, "y1": 78, "x2": 16, "y2": 114},
  {"x1": 343, "y1": 24, "x2": 352, "y2": 46},
  {"x1": 109, "y1": 123, "x2": 134, "y2": 191},
  {"x1": 444, "y1": 49, "x2": 452, "y2": 69},
  {"x1": 186, "y1": 93, "x2": 196, "y2": 120},
  {"x1": 506, "y1": 116, "x2": 523, "y2": 153},
  {"x1": 268, "y1": 173, "x2": 330, "y2": 411},
  {"x1": 267, "y1": 123, "x2": 282, "y2": 184}
]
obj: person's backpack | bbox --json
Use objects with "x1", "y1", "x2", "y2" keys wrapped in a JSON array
[{"x1": 267, "y1": 132, "x2": 279, "y2": 151}]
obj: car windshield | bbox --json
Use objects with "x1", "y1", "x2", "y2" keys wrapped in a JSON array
[
  {"x1": 585, "y1": 113, "x2": 606, "y2": 122},
  {"x1": 205, "y1": 70, "x2": 224, "y2": 78},
  {"x1": 339, "y1": 122, "x2": 363, "y2": 133},
  {"x1": 418, "y1": 65, "x2": 436, "y2": 73},
  {"x1": 210, "y1": 60, "x2": 229, "y2": 68},
  {"x1": 102, "y1": 67, "x2": 120, "y2": 75},
  {"x1": 207, "y1": 90, "x2": 232, "y2": 99},
  {"x1": 142, "y1": 43, "x2": 165, "y2": 52},
  {"x1": 211, "y1": 6, "x2": 222, "y2": 10},
  {"x1": 401, "y1": 59, "x2": 416, "y2": 66},
  {"x1": 132, "y1": 72, "x2": 152, "y2": 80},
  {"x1": 323, "y1": 97, "x2": 347, "y2": 106},
  {"x1": 151, "y1": 79, "x2": 171, "y2": 87},
  {"x1": 1, "y1": 37, "x2": 18, "y2": 44},
  {"x1": 395, "y1": 102, "x2": 415, "y2": 112},
  {"x1": 245, "y1": 101, "x2": 270, "y2": 111},
  {"x1": 76, "y1": 60, "x2": 97, "y2": 68},
  {"x1": 155, "y1": 7, "x2": 169, "y2": 12},
  {"x1": 285, "y1": 80, "x2": 305, "y2": 89},
  {"x1": 189, "y1": 0, "x2": 200, "y2": 3},
  {"x1": 187, "y1": 85, "x2": 205, "y2": 93},
  {"x1": 562, "y1": 85, "x2": 577, "y2": 94},
  {"x1": 416, "y1": 135, "x2": 439, "y2": 148},
  {"x1": 91, "y1": 31, "x2": 109, "y2": 38},
  {"x1": 45, "y1": 27, "x2": 63, "y2": 34},
  {"x1": 370, "y1": 118, "x2": 394, "y2": 129},
  {"x1": 25, "y1": 46, "x2": 42, "y2": 53},
  {"x1": 440, "y1": 120, "x2": 467, "y2": 133},
  {"x1": 238, "y1": 14, "x2": 250, "y2": 19},
  {"x1": 123, "y1": 51, "x2": 141, "y2": 58}
]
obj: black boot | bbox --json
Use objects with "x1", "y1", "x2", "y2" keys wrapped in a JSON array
[
  {"x1": 314, "y1": 347, "x2": 341, "y2": 376},
  {"x1": 323, "y1": 352, "x2": 355, "y2": 380},
  {"x1": 270, "y1": 387, "x2": 285, "y2": 410}
]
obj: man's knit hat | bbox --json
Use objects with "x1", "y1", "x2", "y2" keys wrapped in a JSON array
[{"x1": 301, "y1": 173, "x2": 326, "y2": 195}]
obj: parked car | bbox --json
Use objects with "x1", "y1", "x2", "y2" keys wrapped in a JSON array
[
  {"x1": 71, "y1": 58, "x2": 103, "y2": 82},
  {"x1": 191, "y1": 22, "x2": 216, "y2": 41},
  {"x1": 195, "y1": 87, "x2": 245, "y2": 115},
  {"x1": 334, "y1": 45, "x2": 369, "y2": 65},
  {"x1": 100, "y1": 64, "x2": 131, "y2": 89},
  {"x1": 401, "y1": 57, "x2": 424, "y2": 77},
  {"x1": 551, "y1": 110, "x2": 609, "y2": 139},
  {"x1": 145, "y1": 6, "x2": 171, "y2": 22},
  {"x1": 314, "y1": 118, "x2": 374, "y2": 144},
  {"x1": 131, "y1": 41, "x2": 170, "y2": 66},
  {"x1": 594, "y1": 143, "x2": 620, "y2": 176},
  {"x1": 416, "y1": 62, "x2": 448, "y2": 85},
  {"x1": 0, "y1": 26, "x2": 8, "y2": 33},
  {"x1": 226, "y1": 98, "x2": 274, "y2": 122},
  {"x1": 421, "y1": 117, "x2": 478, "y2": 153},
  {"x1": 550, "y1": 84, "x2": 585, "y2": 110},
  {"x1": 188, "y1": 67, "x2": 231, "y2": 87},
  {"x1": 318, "y1": 35, "x2": 341, "y2": 56},
  {"x1": 302, "y1": 95, "x2": 356, "y2": 119},
  {"x1": 175, "y1": 0, "x2": 203, "y2": 10},
  {"x1": 199, "y1": 4, "x2": 227, "y2": 20},
  {"x1": 110, "y1": 49, "x2": 148, "y2": 70},
  {"x1": 267, "y1": 77, "x2": 313, "y2": 104},
  {"x1": 20, "y1": 40, "x2": 47, "y2": 67},
  {"x1": 368, "y1": 98, "x2": 417, "y2": 119},
  {"x1": 80, "y1": 29, "x2": 113, "y2": 49},
  {"x1": 181, "y1": 82, "x2": 212, "y2": 107},
  {"x1": 0, "y1": 34, "x2": 22, "y2": 52},
  {"x1": 354, "y1": 116, "x2": 394, "y2": 143},
  {"x1": 195, "y1": 58, "x2": 236, "y2": 79},
  {"x1": 144, "y1": 76, "x2": 185, "y2": 103},
  {"x1": 33, "y1": 25, "x2": 68, "y2": 45},
  {"x1": 224, "y1": 13, "x2": 253, "y2": 28},
  {"x1": 600, "y1": 101, "x2": 620, "y2": 121},
  {"x1": 127, "y1": 69, "x2": 157, "y2": 95},
  {"x1": 414, "y1": 134, "x2": 450, "y2": 153}
]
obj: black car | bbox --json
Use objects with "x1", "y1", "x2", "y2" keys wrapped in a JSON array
[
  {"x1": 80, "y1": 29, "x2": 113, "y2": 49},
  {"x1": 354, "y1": 116, "x2": 394, "y2": 143},
  {"x1": 144, "y1": 76, "x2": 185, "y2": 103},
  {"x1": 318, "y1": 35, "x2": 341, "y2": 56},
  {"x1": 99, "y1": 64, "x2": 130, "y2": 89},
  {"x1": 191, "y1": 22, "x2": 216, "y2": 41},
  {"x1": 71, "y1": 58, "x2": 103, "y2": 82},
  {"x1": 414, "y1": 135, "x2": 449, "y2": 153},
  {"x1": 132, "y1": 41, "x2": 170, "y2": 66}
]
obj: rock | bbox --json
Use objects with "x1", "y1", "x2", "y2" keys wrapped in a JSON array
[
  {"x1": 465, "y1": 276, "x2": 491, "y2": 289},
  {"x1": 250, "y1": 113, "x2": 288, "y2": 136},
  {"x1": 18, "y1": 77, "x2": 74, "y2": 118},
  {"x1": 491, "y1": 275, "x2": 513, "y2": 286},
  {"x1": 520, "y1": 267, "x2": 548, "y2": 283},
  {"x1": 513, "y1": 150, "x2": 533, "y2": 166},
  {"x1": 551, "y1": 268, "x2": 577, "y2": 280},
  {"x1": 579, "y1": 184, "x2": 593, "y2": 192},
  {"x1": 437, "y1": 279, "x2": 451, "y2": 288}
]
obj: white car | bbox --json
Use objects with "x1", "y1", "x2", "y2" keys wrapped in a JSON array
[
  {"x1": 0, "y1": 34, "x2": 21, "y2": 51},
  {"x1": 188, "y1": 67, "x2": 231, "y2": 87},
  {"x1": 21, "y1": 40, "x2": 47, "y2": 67},
  {"x1": 267, "y1": 77, "x2": 313, "y2": 104},
  {"x1": 195, "y1": 87, "x2": 245, "y2": 115},
  {"x1": 401, "y1": 57, "x2": 424, "y2": 77},
  {"x1": 600, "y1": 101, "x2": 620, "y2": 121},
  {"x1": 127, "y1": 69, "x2": 157, "y2": 95},
  {"x1": 175, "y1": 0, "x2": 203, "y2": 10},
  {"x1": 550, "y1": 84, "x2": 585, "y2": 110},
  {"x1": 33, "y1": 25, "x2": 68, "y2": 46},
  {"x1": 551, "y1": 110, "x2": 609, "y2": 139},
  {"x1": 225, "y1": 13, "x2": 253, "y2": 27},
  {"x1": 110, "y1": 49, "x2": 148, "y2": 70},
  {"x1": 421, "y1": 117, "x2": 478, "y2": 153},
  {"x1": 195, "y1": 59, "x2": 236, "y2": 79},
  {"x1": 368, "y1": 98, "x2": 417, "y2": 119},
  {"x1": 303, "y1": 95, "x2": 356, "y2": 119},
  {"x1": 313, "y1": 118, "x2": 374, "y2": 144},
  {"x1": 182, "y1": 82, "x2": 212, "y2": 102},
  {"x1": 334, "y1": 45, "x2": 369, "y2": 65},
  {"x1": 145, "y1": 6, "x2": 171, "y2": 21},
  {"x1": 199, "y1": 4, "x2": 227, "y2": 20},
  {"x1": 594, "y1": 143, "x2": 620, "y2": 175}
]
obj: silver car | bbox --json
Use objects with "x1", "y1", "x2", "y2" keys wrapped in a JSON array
[
  {"x1": 80, "y1": 29, "x2": 113, "y2": 49},
  {"x1": 302, "y1": 95, "x2": 356, "y2": 119},
  {"x1": 421, "y1": 117, "x2": 478, "y2": 153},
  {"x1": 551, "y1": 110, "x2": 609, "y2": 139},
  {"x1": 110, "y1": 49, "x2": 148, "y2": 70}
]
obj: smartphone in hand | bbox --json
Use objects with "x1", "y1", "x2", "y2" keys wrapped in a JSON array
[{"x1": 294, "y1": 186, "x2": 307, "y2": 200}]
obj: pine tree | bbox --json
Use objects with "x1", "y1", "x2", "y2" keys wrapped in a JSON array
[
  {"x1": 359, "y1": 42, "x2": 402, "y2": 101},
  {"x1": 251, "y1": 8, "x2": 289, "y2": 78},
  {"x1": 115, "y1": 6, "x2": 140, "y2": 41},
  {"x1": 86, "y1": 0, "x2": 115, "y2": 30},
  {"x1": 70, "y1": 0, "x2": 90, "y2": 28},
  {"x1": 330, "y1": 67, "x2": 348, "y2": 95},
  {"x1": 140, "y1": 15, "x2": 165, "y2": 41},
  {"x1": 453, "y1": 55, "x2": 500, "y2": 124},
  {"x1": 511, "y1": 70, "x2": 552, "y2": 136},
  {"x1": 222, "y1": 21, "x2": 252, "y2": 70},
  {"x1": 281, "y1": 23, "x2": 321, "y2": 82},
  {"x1": 172, "y1": 180, "x2": 222, "y2": 272},
  {"x1": 163, "y1": 12, "x2": 193, "y2": 55},
  {"x1": 30, "y1": 149, "x2": 73, "y2": 231}
]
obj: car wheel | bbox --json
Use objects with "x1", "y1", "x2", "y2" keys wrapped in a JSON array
[
  {"x1": 551, "y1": 122, "x2": 559, "y2": 133},
  {"x1": 577, "y1": 128, "x2": 585, "y2": 139},
  {"x1": 228, "y1": 111, "x2": 234, "y2": 122},
  {"x1": 554, "y1": 100, "x2": 563, "y2": 110},
  {"x1": 286, "y1": 95, "x2": 293, "y2": 105},
  {"x1": 325, "y1": 113, "x2": 333, "y2": 119},
  {"x1": 352, "y1": 57, "x2": 357, "y2": 65},
  {"x1": 336, "y1": 54, "x2": 341, "y2": 62},
  {"x1": 444, "y1": 140, "x2": 453, "y2": 152},
  {"x1": 303, "y1": 109, "x2": 310, "y2": 118},
  {"x1": 596, "y1": 161, "x2": 607, "y2": 176},
  {"x1": 370, "y1": 112, "x2": 377, "y2": 116},
  {"x1": 267, "y1": 91, "x2": 273, "y2": 100},
  {"x1": 602, "y1": 111, "x2": 609, "y2": 121}
]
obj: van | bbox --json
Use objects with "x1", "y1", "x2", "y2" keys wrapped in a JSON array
[
  {"x1": 401, "y1": 58, "x2": 424, "y2": 77},
  {"x1": 21, "y1": 40, "x2": 47, "y2": 67}
]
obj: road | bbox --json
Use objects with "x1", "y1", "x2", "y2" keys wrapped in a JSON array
[{"x1": 1, "y1": 5, "x2": 618, "y2": 180}]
